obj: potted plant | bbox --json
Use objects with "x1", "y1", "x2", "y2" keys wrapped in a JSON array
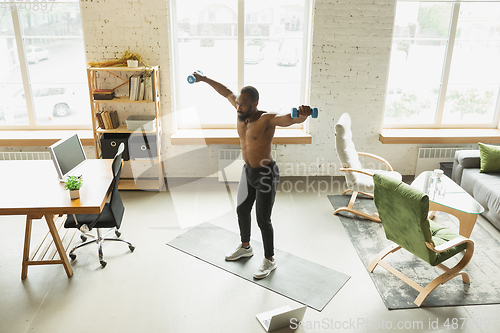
[
  {"x1": 127, "y1": 58, "x2": 139, "y2": 67},
  {"x1": 123, "y1": 50, "x2": 142, "y2": 67},
  {"x1": 126, "y1": 53, "x2": 141, "y2": 67},
  {"x1": 64, "y1": 176, "x2": 83, "y2": 199}
]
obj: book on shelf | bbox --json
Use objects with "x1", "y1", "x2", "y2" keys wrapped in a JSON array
[
  {"x1": 138, "y1": 81, "x2": 145, "y2": 101},
  {"x1": 94, "y1": 89, "x2": 114, "y2": 93},
  {"x1": 143, "y1": 76, "x2": 154, "y2": 101},
  {"x1": 129, "y1": 74, "x2": 142, "y2": 101},
  {"x1": 101, "y1": 111, "x2": 110, "y2": 129},
  {"x1": 127, "y1": 73, "x2": 155, "y2": 101},
  {"x1": 104, "y1": 111, "x2": 112, "y2": 129},
  {"x1": 102, "y1": 111, "x2": 109, "y2": 129},
  {"x1": 93, "y1": 89, "x2": 115, "y2": 100},
  {"x1": 109, "y1": 110, "x2": 120, "y2": 129},
  {"x1": 96, "y1": 111, "x2": 105, "y2": 129},
  {"x1": 96, "y1": 110, "x2": 119, "y2": 129}
]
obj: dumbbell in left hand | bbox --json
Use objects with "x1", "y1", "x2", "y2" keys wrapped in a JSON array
[
  {"x1": 187, "y1": 70, "x2": 203, "y2": 84},
  {"x1": 291, "y1": 107, "x2": 319, "y2": 118}
]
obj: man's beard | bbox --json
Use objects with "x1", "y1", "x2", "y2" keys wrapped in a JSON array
[{"x1": 238, "y1": 112, "x2": 251, "y2": 122}]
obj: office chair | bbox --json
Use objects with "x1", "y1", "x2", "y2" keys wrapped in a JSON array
[
  {"x1": 65, "y1": 143, "x2": 135, "y2": 267},
  {"x1": 368, "y1": 173, "x2": 474, "y2": 306},
  {"x1": 334, "y1": 113, "x2": 402, "y2": 222}
]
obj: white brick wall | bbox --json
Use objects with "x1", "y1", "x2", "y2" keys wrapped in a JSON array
[
  {"x1": 306, "y1": 0, "x2": 414, "y2": 175},
  {"x1": 80, "y1": 0, "x2": 175, "y2": 177},
  {"x1": 79, "y1": 0, "x2": 422, "y2": 177}
]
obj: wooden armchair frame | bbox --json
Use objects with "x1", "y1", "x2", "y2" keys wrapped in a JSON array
[
  {"x1": 368, "y1": 236, "x2": 474, "y2": 306},
  {"x1": 334, "y1": 152, "x2": 394, "y2": 222}
]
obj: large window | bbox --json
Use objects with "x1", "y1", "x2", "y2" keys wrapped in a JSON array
[
  {"x1": 170, "y1": 0, "x2": 312, "y2": 129},
  {"x1": 384, "y1": 1, "x2": 500, "y2": 128},
  {"x1": 0, "y1": 1, "x2": 90, "y2": 129}
]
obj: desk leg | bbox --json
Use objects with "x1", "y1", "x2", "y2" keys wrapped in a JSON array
[
  {"x1": 428, "y1": 202, "x2": 478, "y2": 238},
  {"x1": 21, "y1": 216, "x2": 33, "y2": 280},
  {"x1": 44, "y1": 214, "x2": 73, "y2": 278}
]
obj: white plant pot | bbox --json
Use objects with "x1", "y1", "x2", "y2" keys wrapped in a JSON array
[
  {"x1": 127, "y1": 60, "x2": 138, "y2": 67},
  {"x1": 70, "y1": 190, "x2": 80, "y2": 200}
]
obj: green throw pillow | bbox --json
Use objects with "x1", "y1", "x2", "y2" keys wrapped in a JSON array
[{"x1": 478, "y1": 142, "x2": 500, "y2": 173}]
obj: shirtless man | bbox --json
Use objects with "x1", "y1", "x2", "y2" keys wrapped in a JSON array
[{"x1": 192, "y1": 72, "x2": 311, "y2": 279}]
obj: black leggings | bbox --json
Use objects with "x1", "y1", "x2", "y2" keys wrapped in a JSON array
[{"x1": 236, "y1": 161, "x2": 280, "y2": 258}]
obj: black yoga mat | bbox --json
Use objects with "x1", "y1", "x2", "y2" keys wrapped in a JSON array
[{"x1": 167, "y1": 222, "x2": 350, "y2": 311}]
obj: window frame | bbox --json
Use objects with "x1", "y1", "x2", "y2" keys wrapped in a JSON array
[
  {"x1": 383, "y1": 0, "x2": 500, "y2": 129},
  {"x1": 0, "y1": 1, "x2": 90, "y2": 131},
  {"x1": 168, "y1": 0, "x2": 314, "y2": 130}
]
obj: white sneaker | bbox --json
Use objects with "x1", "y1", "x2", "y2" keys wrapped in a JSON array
[
  {"x1": 225, "y1": 244, "x2": 254, "y2": 261},
  {"x1": 253, "y1": 258, "x2": 277, "y2": 279}
]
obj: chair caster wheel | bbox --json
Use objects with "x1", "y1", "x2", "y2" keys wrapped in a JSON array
[
  {"x1": 129, "y1": 245, "x2": 135, "y2": 252},
  {"x1": 69, "y1": 253, "x2": 77, "y2": 260},
  {"x1": 100, "y1": 260, "x2": 107, "y2": 268},
  {"x1": 115, "y1": 230, "x2": 121, "y2": 238},
  {"x1": 80, "y1": 235, "x2": 87, "y2": 242}
]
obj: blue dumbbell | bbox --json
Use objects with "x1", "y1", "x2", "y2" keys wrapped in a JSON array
[
  {"x1": 187, "y1": 70, "x2": 203, "y2": 84},
  {"x1": 291, "y1": 107, "x2": 318, "y2": 118}
]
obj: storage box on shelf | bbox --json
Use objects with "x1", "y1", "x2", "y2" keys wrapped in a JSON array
[
  {"x1": 129, "y1": 134, "x2": 158, "y2": 159},
  {"x1": 100, "y1": 133, "x2": 131, "y2": 161},
  {"x1": 87, "y1": 65, "x2": 164, "y2": 191},
  {"x1": 126, "y1": 115, "x2": 156, "y2": 131}
]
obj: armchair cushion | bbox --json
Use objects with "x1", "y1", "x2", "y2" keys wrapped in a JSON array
[
  {"x1": 373, "y1": 173, "x2": 466, "y2": 267},
  {"x1": 335, "y1": 113, "x2": 401, "y2": 193},
  {"x1": 373, "y1": 173, "x2": 433, "y2": 262},
  {"x1": 335, "y1": 113, "x2": 363, "y2": 186},
  {"x1": 429, "y1": 220, "x2": 467, "y2": 265}
]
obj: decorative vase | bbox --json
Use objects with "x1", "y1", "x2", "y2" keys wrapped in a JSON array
[
  {"x1": 127, "y1": 60, "x2": 138, "y2": 67},
  {"x1": 70, "y1": 189, "x2": 80, "y2": 200}
]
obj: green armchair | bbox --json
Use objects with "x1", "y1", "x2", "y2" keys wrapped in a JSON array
[{"x1": 368, "y1": 173, "x2": 474, "y2": 307}]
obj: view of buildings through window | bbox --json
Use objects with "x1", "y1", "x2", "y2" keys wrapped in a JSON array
[
  {"x1": 172, "y1": 0, "x2": 311, "y2": 129},
  {"x1": 8, "y1": 1, "x2": 493, "y2": 131},
  {"x1": 0, "y1": 1, "x2": 89, "y2": 128},
  {"x1": 384, "y1": 1, "x2": 500, "y2": 128}
]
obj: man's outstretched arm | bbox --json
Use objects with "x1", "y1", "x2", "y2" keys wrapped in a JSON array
[
  {"x1": 269, "y1": 105, "x2": 311, "y2": 127},
  {"x1": 192, "y1": 72, "x2": 237, "y2": 109}
]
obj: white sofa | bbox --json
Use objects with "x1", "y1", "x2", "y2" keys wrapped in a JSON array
[{"x1": 452, "y1": 150, "x2": 500, "y2": 230}]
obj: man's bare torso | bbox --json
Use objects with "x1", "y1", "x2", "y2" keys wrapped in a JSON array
[{"x1": 237, "y1": 111, "x2": 276, "y2": 168}]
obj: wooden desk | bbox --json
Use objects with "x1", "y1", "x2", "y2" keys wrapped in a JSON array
[{"x1": 0, "y1": 159, "x2": 113, "y2": 279}]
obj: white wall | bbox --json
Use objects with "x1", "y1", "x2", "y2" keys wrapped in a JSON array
[{"x1": 79, "y1": 0, "x2": 428, "y2": 177}]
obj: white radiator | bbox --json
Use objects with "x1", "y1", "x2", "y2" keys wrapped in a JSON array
[
  {"x1": 218, "y1": 149, "x2": 276, "y2": 182},
  {"x1": 415, "y1": 147, "x2": 473, "y2": 175},
  {"x1": 0, "y1": 151, "x2": 50, "y2": 160}
]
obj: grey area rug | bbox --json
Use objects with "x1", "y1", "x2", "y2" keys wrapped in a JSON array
[
  {"x1": 328, "y1": 195, "x2": 500, "y2": 310},
  {"x1": 167, "y1": 222, "x2": 350, "y2": 311}
]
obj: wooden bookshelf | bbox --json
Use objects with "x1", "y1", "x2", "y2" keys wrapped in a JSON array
[
  {"x1": 90, "y1": 66, "x2": 153, "y2": 72},
  {"x1": 92, "y1": 96, "x2": 155, "y2": 104},
  {"x1": 87, "y1": 66, "x2": 164, "y2": 191},
  {"x1": 95, "y1": 125, "x2": 156, "y2": 134}
]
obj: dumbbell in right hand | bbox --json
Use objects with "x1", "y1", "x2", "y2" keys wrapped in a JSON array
[
  {"x1": 291, "y1": 107, "x2": 319, "y2": 118},
  {"x1": 187, "y1": 70, "x2": 203, "y2": 84}
]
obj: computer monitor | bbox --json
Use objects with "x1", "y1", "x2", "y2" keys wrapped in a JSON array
[{"x1": 49, "y1": 134, "x2": 87, "y2": 181}]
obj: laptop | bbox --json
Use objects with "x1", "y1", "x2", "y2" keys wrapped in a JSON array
[
  {"x1": 256, "y1": 305, "x2": 307, "y2": 332},
  {"x1": 48, "y1": 134, "x2": 87, "y2": 182}
]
